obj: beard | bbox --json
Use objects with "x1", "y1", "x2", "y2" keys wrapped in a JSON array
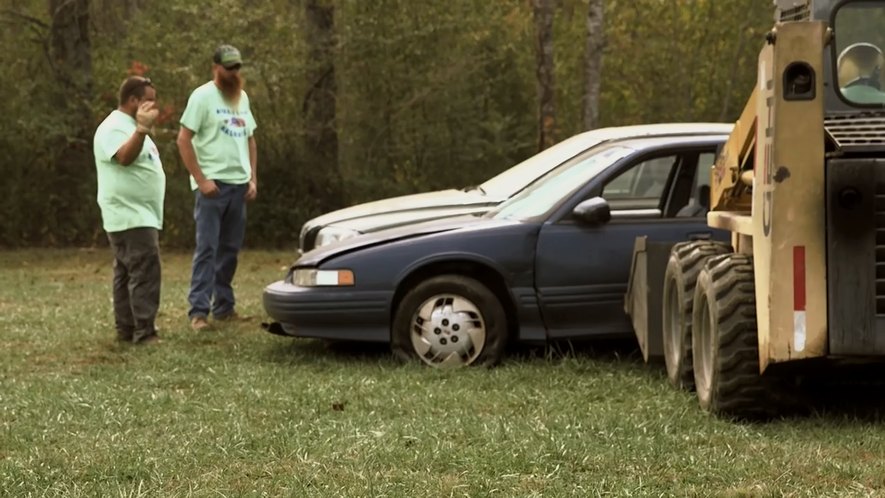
[{"x1": 217, "y1": 71, "x2": 244, "y2": 105}]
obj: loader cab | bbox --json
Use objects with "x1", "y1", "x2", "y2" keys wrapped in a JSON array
[
  {"x1": 794, "y1": 0, "x2": 885, "y2": 153},
  {"x1": 804, "y1": 0, "x2": 885, "y2": 113}
]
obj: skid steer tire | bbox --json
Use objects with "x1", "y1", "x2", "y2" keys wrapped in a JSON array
[
  {"x1": 662, "y1": 241, "x2": 732, "y2": 390},
  {"x1": 692, "y1": 254, "x2": 775, "y2": 419}
]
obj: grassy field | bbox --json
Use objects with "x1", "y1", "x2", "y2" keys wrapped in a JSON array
[{"x1": 2, "y1": 249, "x2": 885, "y2": 497}]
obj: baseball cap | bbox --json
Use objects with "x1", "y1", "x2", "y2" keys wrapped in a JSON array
[{"x1": 213, "y1": 44, "x2": 243, "y2": 69}]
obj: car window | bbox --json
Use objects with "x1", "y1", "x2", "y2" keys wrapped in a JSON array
[
  {"x1": 602, "y1": 155, "x2": 677, "y2": 211},
  {"x1": 478, "y1": 134, "x2": 605, "y2": 198},
  {"x1": 491, "y1": 145, "x2": 634, "y2": 220},
  {"x1": 689, "y1": 152, "x2": 715, "y2": 206}
]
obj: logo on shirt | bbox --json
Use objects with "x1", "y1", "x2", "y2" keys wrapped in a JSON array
[
  {"x1": 146, "y1": 143, "x2": 162, "y2": 165},
  {"x1": 217, "y1": 108, "x2": 250, "y2": 138}
]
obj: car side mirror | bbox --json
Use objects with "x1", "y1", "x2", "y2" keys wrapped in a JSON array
[{"x1": 573, "y1": 197, "x2": 611, "y2": 226}]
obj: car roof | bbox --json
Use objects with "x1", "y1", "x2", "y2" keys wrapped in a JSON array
[
  {"x1": 479, "y1": 122, "x2": 733, "y2": 198},
  {"x1": 567, "y1": 122, "x2": 734, "y2": 145},
  {"x1": 602, "y1": 133, "x2": 729, "y2": 151}
]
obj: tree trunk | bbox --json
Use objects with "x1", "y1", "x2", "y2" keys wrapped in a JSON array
[
  {"x1": 49, "y1": 0, "x2": 92, "y2": 111},
  {"x1": 124, "y1": 0, "x2": 141, "y2": 20},
  {"x1": 583, "y1": 0, "x2": 604, "y2": 130},
  {"x1": 48, "y1": 0, "x2": 95, "y2": 244},
  {"x1": 89, "y1": 0, "x2": 142, "y2": 41},
  {"x1": 532, "y1": 0, "x2": 556, "y2": 151},
  {"x1": 718, "y1": 1, "x2": 755, "y2": 122},
  {"x1": 304, "y1": 0, "x2": 341, "y2": 209}
]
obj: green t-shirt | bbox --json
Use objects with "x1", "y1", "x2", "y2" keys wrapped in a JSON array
[
  {"x1": 841, "y1": 84, "x2": 885, "y2": 104},
  {"x1": 93, "y1": 110, "x2": 166, "y2": 232},
  {"x1": 179, "y1": 82, "x2": 257, "y2": 190}
]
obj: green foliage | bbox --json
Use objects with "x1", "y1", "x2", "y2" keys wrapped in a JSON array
[
  {"x1": 590, "y1": 0, "x2": 773, "y2": 127},
  {"x1": 0, "y1": 0, "x2": 777, "y2": 248},
  {"x1": 335, "y1": 0, "x2": 536, "y2": 204}
]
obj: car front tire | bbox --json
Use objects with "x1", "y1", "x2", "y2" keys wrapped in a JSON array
[{"x1": 392, "y1": 275, "x2": 508, "y2": 368}]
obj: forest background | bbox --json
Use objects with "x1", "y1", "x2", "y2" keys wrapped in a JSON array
[{"x1": 0, "y1": 0, "x2": 774, "y2": 249}]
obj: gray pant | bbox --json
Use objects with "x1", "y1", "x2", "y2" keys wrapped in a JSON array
[{"x1": 107, "y1": 227, "x2": 161, "y2": 343}]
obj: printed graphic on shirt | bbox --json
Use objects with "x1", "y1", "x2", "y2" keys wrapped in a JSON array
[
  {"x1": 147, "y1": 142, "x2": 162, "y2": 164},
  {"x1": 216, "y1": 108, "x2": 251, "y2": 138}
]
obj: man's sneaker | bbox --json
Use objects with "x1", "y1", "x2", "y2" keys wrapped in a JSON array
[{"x1": 191, "y1": 316, "x2": 211, "y2": 331}]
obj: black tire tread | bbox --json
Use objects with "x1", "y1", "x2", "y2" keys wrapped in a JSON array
[
  {"x1": 662, "y1": 240, "x2": 732, "y2": 389},
  {"x1": 703, "y1": 254, "x2": 775, "y2": 419}
]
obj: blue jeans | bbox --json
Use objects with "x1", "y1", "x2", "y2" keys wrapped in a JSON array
[{"x1": 188, "y1": 181, "x2": 247, "y2": 319}]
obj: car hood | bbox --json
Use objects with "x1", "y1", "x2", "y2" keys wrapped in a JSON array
[
  {"x1": 305, "y1": 188, "x2": 497, "y2": 229},
  {"x1": 326, "y1": 204, "x2": 491, "y2": 234},
  {"x1": 296, "y1": 214, "x2": 491, "y2": 266}
]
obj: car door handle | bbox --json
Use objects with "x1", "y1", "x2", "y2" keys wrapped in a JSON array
[{"x1": 688, "y1": 231, "x2": 712, "y2": 240}]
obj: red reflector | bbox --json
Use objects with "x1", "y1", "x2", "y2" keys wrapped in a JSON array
[{"x1": 793, "y1": 246, "x2": 806, "y2": 311}]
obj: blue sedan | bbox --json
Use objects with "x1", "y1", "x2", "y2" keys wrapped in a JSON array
[{"x1": 263, "y1": 131, "x2": 729, "y2": 367}]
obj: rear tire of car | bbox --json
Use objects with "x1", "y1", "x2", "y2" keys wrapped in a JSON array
[{"x1": 392, "y1": 275, "x2": 508, "y2": 368}]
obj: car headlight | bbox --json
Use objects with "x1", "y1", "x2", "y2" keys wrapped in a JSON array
[
  {"x1": 291, "y1": 268, "x2": 355, "y2": 287},
  {"x1": 315, "y1": 226, "x2": 360, "y2": 248}
]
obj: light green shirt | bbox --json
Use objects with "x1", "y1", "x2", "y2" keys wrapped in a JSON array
[
  {"x1": 179, "y1": 81, "x2": 257, "y2": 190},
  {"x1": 93, "y1": 110, "x2": 166, "y2": 232}
]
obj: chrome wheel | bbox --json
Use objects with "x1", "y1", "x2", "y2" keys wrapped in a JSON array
[
  {"x1": 693, "y1": 288, "x2": 714, "y2": 402},
  {"x1": 663, "y1": 275, "x2": 682, "y2": 375},
  {"x1": 410, "y1": 293, "x2": 486, "y2": 367}
]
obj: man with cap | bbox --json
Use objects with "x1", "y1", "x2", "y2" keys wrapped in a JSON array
[{"x1": 176, "y1": 44, "x2": 258, "y2": 331}]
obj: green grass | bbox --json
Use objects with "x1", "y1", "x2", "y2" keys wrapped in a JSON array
[{"x1": 2, "y1": 249, "x2": 885, "y2": 497}]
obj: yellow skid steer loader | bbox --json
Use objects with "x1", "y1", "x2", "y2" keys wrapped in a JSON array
[{"x1": 625, "y1": 0, "x2": 885, "y2": 418}]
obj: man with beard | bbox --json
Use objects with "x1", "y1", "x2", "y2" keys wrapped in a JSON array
[
  {"x1": 177, "y1": 44, "x2": 258, "y2": 331},
  {"x1": 93, "y1": 76, "x2": 165, "y2": 344}
]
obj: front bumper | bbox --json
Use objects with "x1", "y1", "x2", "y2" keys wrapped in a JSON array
[{"x1": 262, "y1": 280, "x2": 393, "y2": 342}]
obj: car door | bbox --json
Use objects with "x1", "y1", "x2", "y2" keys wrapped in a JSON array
[{"x1": 534, "y1": 147, "x2": 721, "y2": 339}]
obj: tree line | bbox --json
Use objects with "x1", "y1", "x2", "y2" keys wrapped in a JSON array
[{"x1": 0, "y1": 0, "x2": 774, "y2": 249}]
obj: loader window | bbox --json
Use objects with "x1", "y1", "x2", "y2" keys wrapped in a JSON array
[
  {"x1": 603, "y1": 155, "x2": 677, "y2": 211},
  {"x1": 834, "y1": 2, "x2": 885, "y2": 105}
]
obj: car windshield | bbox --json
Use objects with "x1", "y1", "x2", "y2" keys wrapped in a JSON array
[
  {"x1": 477, "y1": 133, "x2": 606, "y2": 198},
  {"x1": 490, "y1": 144, "x2": 633, "y2": 221},
  {"x1": 834, "y1": 2, "x2": 885, "y2": 106}
]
